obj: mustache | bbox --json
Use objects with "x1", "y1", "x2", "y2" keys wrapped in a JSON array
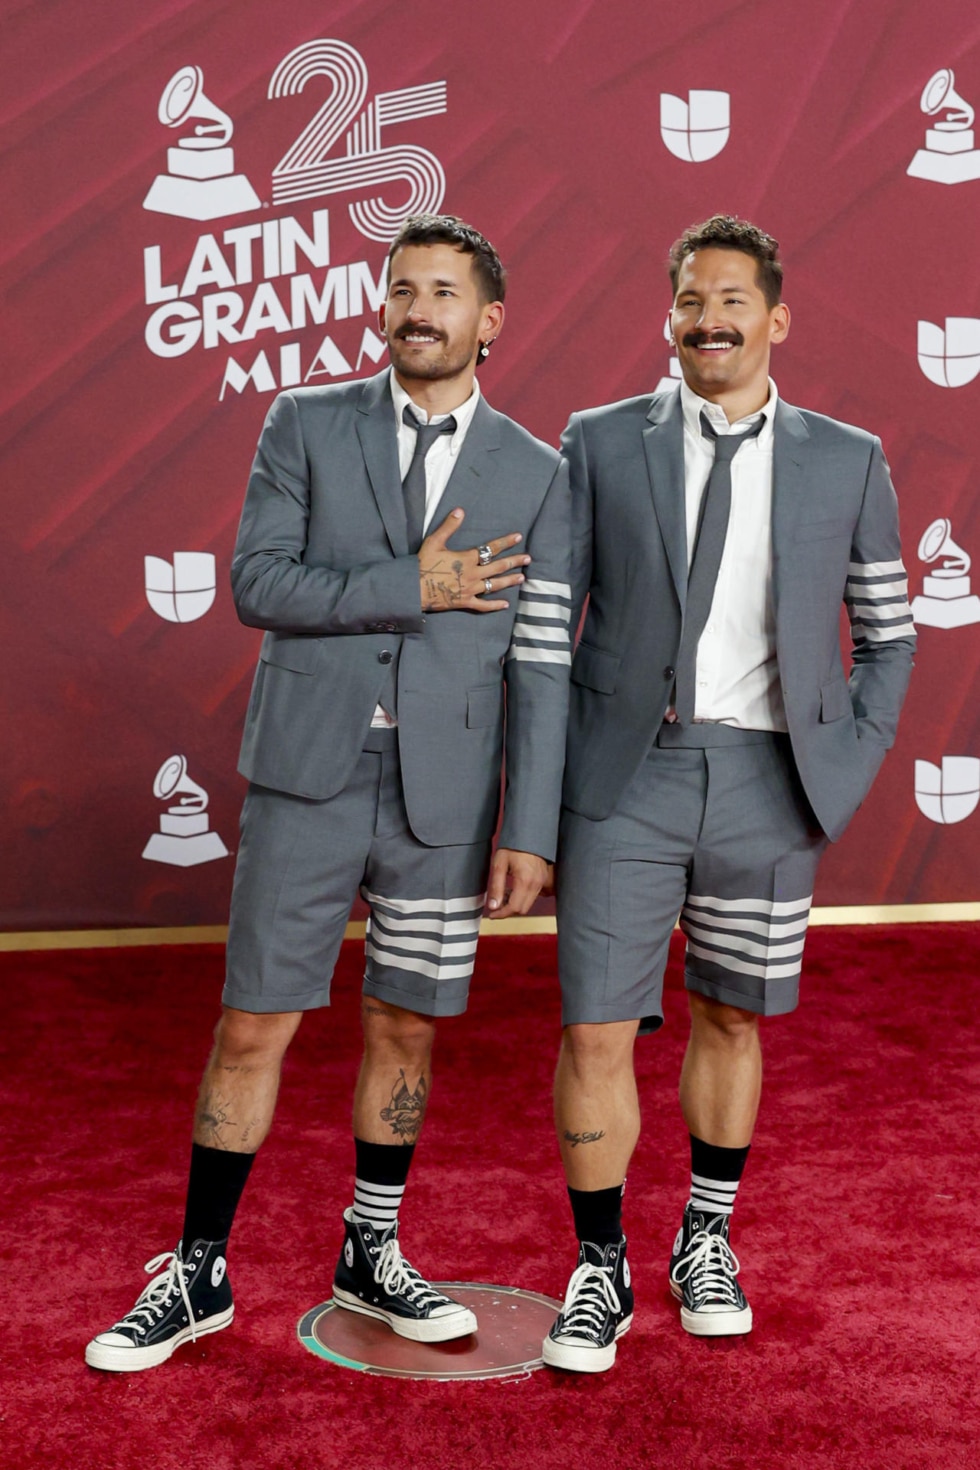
[{"x1": 683, "y1": 330, "x2": 744, "y2": 348}]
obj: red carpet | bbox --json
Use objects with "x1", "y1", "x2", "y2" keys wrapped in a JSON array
[{"x1": 2, "y1": 927, "x2": 979, "y2": 1469}]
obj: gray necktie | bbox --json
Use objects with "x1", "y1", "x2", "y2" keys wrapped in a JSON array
[
  {"x1": 672, "y1": 411, "x2": 765, "y2": 726},
  {"x1": 402, "y1": 406, "x2": 457, "y2": 552}
]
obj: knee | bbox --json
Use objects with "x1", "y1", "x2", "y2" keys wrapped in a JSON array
[
  {"x1": 560, "y1": 1021, "x2": 639, "y2": 1080},
  {"x1": 213, "y1": 1007, "x2": 302, "y2": 1067},
  {"x1": 362, "y1": 1000, "x2": 436, "y2": 1062},
  {"x1": 689, "y1": 993, "x2": 759, "y2": 1047}
]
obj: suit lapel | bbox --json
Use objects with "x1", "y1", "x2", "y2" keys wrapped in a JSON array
[
  {"x1": 642, "y1": 390, "x2": 687, "y2": 610},
  {"x1": 427, "y1": 394, "x2": 501, "y2": 527},
  {"x1": 770, "y1": 399, "x2": 811, "y2": 614},
  {"x1": 355, "y1": 371, "x2": 407, "y2": 556}
]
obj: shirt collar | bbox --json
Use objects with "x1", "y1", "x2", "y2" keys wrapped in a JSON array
[
  {"x1": 680, "y1": 377, "x2": 779, "y2": 443},
  {"x1": 389, "y1": 368, "x2": 481, "y2": 455}
]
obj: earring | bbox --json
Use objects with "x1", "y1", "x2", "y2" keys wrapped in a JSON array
[{"x1": 479, "y1": 339, "x2": 495, "y2": 360}]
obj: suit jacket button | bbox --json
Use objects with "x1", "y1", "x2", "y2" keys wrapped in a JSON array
[
  {"x1": 378, "y1": 650, "x2": 393, "y2": 664},
  {"x1": 663, "y1": 666, "x2": 675, "y2": 680}
]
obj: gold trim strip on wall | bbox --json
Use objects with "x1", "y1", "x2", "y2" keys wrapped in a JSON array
[{"x1": 1, "y1": 903, "x2": 978, "y2": 952}]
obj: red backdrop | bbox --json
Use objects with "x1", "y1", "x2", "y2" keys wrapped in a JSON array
[{"x1": 3, "y1": 0, "x2": 979, "y2": 930}]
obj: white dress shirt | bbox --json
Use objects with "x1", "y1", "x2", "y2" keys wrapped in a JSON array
[
  {"x1": 372, "y1": 370, "x2": 482, "y2": 727},
  {"x1": 676, "y1": 376, "x2": 787, "y2": 732}
]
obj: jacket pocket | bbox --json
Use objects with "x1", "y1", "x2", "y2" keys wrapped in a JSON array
[
  {"x1": 466, "y1": 684, "x2": 503, "y2": 728},
  {"x1": 819, "y1": 677, "x2": 851, "y2": 723},
  {"x1": 259, "y1": 633, "x2": 323, "y2": 674},
  {"x1": 795, "y1": 517, "x2": 852, "y2": 543},
  {"x1": 571, "y1": 642, "x2": 620, "y2": 695}
]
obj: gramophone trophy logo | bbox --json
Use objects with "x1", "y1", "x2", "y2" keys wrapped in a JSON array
[
  {"x1": 142, "y1": 755, "x2": 229, "y2": 866},
  {"x1": 911, "y1": 519, "x2": 980, "y2": 629},
  {"x1": 907, "y1": 68, "x2": 980, "y2": 184},
  {"x1": 143, "y1": 65, "x2": 261, "y2": 221}
]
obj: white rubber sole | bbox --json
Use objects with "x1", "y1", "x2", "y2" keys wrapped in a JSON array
[
  {"x1": 541, "y1": 1313, "x2": 633, "y2": 1374},
  {"x1": 331, "y1": 1289, "x2": 477, "y2": 1342},
  {"x1": 670, "y1": 1278, "x2": 753, "y2": 1336},
  {"x1": 84, "y1": 1305, "x2": 235, "y2": 1372}
]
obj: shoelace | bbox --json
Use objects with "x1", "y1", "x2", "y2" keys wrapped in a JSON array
[
  {"x1": 109, "y1": 1250, "x2": 198, "y2": 1341},
  {"x1": 372, "y1": 1238, "x2": 451, "y2": 1309},
  {"x1": 557, "y1": 1262, "x2": 621, "y2": 1340},
  {"x1": 673, "y1": 1230, "x2": 742, "y2": 1306}
]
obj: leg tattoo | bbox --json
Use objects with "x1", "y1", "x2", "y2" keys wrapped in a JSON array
[
  {"x1": 564, "y1": 1129, "x2": 607, "y2": 1148},
  {"x1": 195, "y1": 1091, "x2": 238, "y2": 1150},
  {"x1": 380, "y1": 1069, "x2": 428, "y2": 1143}
]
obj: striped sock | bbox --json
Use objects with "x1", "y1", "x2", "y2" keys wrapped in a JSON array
[
  {"x1": 351, "y1": 1138, "x2": 415, "y2": 1232},
  {"x1": 689, "y1": 1135, "x2": 750, "y2": 1221},
  {"x1": 352, "y1": 1178, "x2": 406, "y2": 1231}
]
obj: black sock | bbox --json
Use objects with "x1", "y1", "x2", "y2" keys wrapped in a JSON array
[
  {"x1": 568, "y1": 1183, "x2": 625, "y2": 1247},
  {"x1": 689, "y1": 1134, "x2": 750, "y2": 1222},
  {"x1": 181, "y1": 1142, "x2": 255, "y2": 1248},
  {"x1": 354, "y1": 1138, "x2": 416, "y2": 1187}
]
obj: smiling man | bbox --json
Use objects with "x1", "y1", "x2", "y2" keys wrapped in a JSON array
[
  {"x1": 86, "y1": 215, "x2": 571, "y2": 1372},
  {"x1": 542, "y1": 214, "x2": 915, "y2": 1372}
]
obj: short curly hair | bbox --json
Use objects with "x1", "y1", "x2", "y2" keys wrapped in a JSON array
[
  {"x1": 668, "y1": 215, "x2": 783, "y2": 309},
  {"x1": 387, "y1": 214, "x2": 506, "y2": 304}
]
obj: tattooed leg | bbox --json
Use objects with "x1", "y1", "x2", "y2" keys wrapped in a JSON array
[
  {"x1": 191, "y1": 1006, "x2": 303, "y2": 1153},
  {"x1": 353, "y1": 998, "x2": 436, "y2": 1147},
  {"x1": 554, "y1": 1020, "x2": 642, "y2": 1189}
]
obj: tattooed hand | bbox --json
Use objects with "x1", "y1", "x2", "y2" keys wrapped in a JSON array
[{"x1": 418, "y1": 507, "x2": 529, "y2": 613}]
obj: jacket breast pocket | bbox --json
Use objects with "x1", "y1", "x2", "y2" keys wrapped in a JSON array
[
  {"x1": 795, "y1": 517, "x2": 853, "y2": 544},
  {"x1": 819, "y1": 677, "x2": 852, "y2": 723},
  {"x1": 467, "y1": 684, "x2": 503, "y2": 728},
  {"x1": 571, "y1": 643, "x2": 620, "y2": 695},
  {"x1": 259, "y1": 634, "x2": 323, "y2": 674}
]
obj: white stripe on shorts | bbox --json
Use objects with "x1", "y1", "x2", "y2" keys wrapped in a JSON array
[
  {"x1": 364, "y1": 890, "x2": 484, "y2": 983},
  {"x1": 681, "y1": 892, "x2": 814, "y2": 982}
]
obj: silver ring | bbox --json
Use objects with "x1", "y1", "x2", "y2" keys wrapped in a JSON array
[
  {"x1": 484, "y1": 578, "x2": 493, "y2": 594},
  {"x1": 477, "y1": 544, "x2": 493, "y2": 566}
]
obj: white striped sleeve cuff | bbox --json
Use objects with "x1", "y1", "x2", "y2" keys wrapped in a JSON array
[
  {"x1": 505, "y1": 578, "x2": 572, "y2": 666},
  {"x1": 845, "y1": 560, "x2": 915, "y2": 642}
]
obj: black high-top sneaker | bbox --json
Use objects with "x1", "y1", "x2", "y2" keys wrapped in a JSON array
[
  {"x1": 85, "y1": 1239, "x2": 234, "y2": 1371},
  {"x1": 332, "y1": 1208, "x2": 477, "y2": 1342},
  {"x1": 669, "y1": 1205, "x2": 752, "y2": 1337},
  {"x1": 542, "y1": 1237, "x2": 634, "y2": 1373}
]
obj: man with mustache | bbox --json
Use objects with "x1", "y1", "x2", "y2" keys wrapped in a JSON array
[
  {"x1": 543, "y1": 214, "x2": 915, "y2": 1372},
  {"x1": 86, "y1": 214, "x2": 571, "y2": 1371}
]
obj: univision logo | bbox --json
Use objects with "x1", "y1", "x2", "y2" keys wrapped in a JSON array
[
  {"x1": 917, "y1": 318, "x2": 980, "y2": 387},
  {"x1": 145, "y1": 552, "x2": 216, "y2": 623},
  {"x1": 914, "y1": 757, "x2": 980, "y2": 824},
  {"x1": 660, "y1": 91, "x2": 730, "y2": 162}
]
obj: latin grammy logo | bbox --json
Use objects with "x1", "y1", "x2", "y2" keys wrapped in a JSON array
[
  {"x1": 660, "y1": 91, "x2": 730, "y2": 163},
  {"x1": 655, "y1": 313, "x2": 682, "y2": 393},
  {"x1": 145, "y1": 552, "x2": 216, "y2": 623},
  {"x1": 911, "y1": 518, "x2": 980, "y2": 628},
  {"x1": 914, "y1": 756, "x2": 980, "y2": 825},
  {"x1": 917, "y1": 318, "x2": 980, "y2": 388},
  {"x1": 142, "y1": 755, "x2": 229, "y2": 866},
  {"x1": 143, "y1": 65, "x2": 261, "y2": 222},
  {"x1": 907, "y1": 68, "x2": 980, "y2": 184}
]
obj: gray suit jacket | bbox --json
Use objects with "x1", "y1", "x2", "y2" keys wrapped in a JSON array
[
  {"x1": 561, "y1": 388, "x2": 916, "y2": 842},
  {"x1": 231, "y1": 370, "x2": 571, "y2": 858}
]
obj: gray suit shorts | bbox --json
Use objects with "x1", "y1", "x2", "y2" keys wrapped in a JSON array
[
  {"x1": 557, "y1": 726, "x2": 827, "y2": 1031},
  {"x1": 223, "y1": 730, "x2": 491, "y2": 1017}
]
